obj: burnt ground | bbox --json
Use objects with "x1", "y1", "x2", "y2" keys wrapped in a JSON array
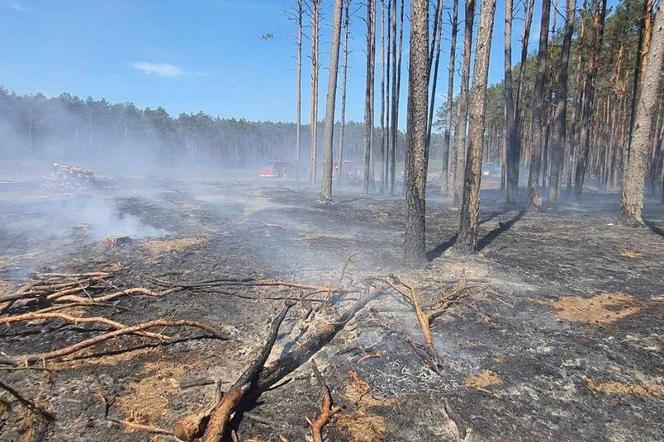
[{"x1": 0, "y1": 175, "x2": 663, "y2": 441}]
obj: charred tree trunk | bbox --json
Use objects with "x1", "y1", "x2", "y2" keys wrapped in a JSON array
[
  {"x1": 394, "y1": 0, "x2": 405, "y2": 193},
  {"x1": 320, "y1": 0, "x2": 344, "y2": 201},
  {"x1": 337, "y1": 0, "x2": 351, "y2": 183},
  {"x1": 379, "y1": 0, "x2": 387, "y2": 193},
  {"x1": 426, "y1": 0, "x2": 444, "y2": 172},
  {"x1": 296, "y1": 0, "x2": 304, "y2": 184},
  {"x1": 404, "y1": 0, "x2": 429, "y2": 264},
  {"x1": 619, "y1": 2, "x2": 664, "y2": 225},
  {"x1": 364, "y1": 0, "x2": 376, "y2": 193},
  {"x1": 574, "y1": 0, "x2": 608, "y2": 198},
  {"x1": 546, "y1": 0, "x2": 575, "y2": 205},
  {"x1": 452, "y1": 0, "x2": 476, "y2": 205},
  {"x1": 454, "y1": 0, "x2": 497, "y2": 253},
  {"x1": 526, "y1": 0, "x2": 551, "y2": 211},
  {"x1": 442, "y1": 0, "x2": 459, "y2": 195},
  {"x1": 309, "y1": 0, "x2": 321, "y2": 186},
  {"x1": 628, "y1": 0, "x2": 654, "y2": 154},
  {"x1": 389, "y1": 0, "x2": 399, "y2": 195},
  {"x1": 503, "y1": 0, "x2": 518, "y2": 204}
]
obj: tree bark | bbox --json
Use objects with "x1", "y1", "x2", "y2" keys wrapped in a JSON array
[
  {"x1": 442, "y1": 0, "x2": 459, "y2": 195},
  {"x1": 320, "y1": 0, "x2": 344, "y2": 201},
  {"x1": 574, "y1": 0, "x2": 608, "y2": 198},
  {"x1": 619, "y1": 1, "x2": 664, "y2": 225},
  {"x1": 452, "y1": 0, "x2": 476, "y2": 205},
  {"x1": 309, "y1": 0, "x2": 321, "y2": 186},
  {"x1": 404, "y1": 0, "x2": 429, "y2": 265},
  {"x1": 503, "y1": 0, "x2": 518, "y2": 204},
  {"x1": 426, "y1": 0, "x2": 445, "y2": 185},
  {"x1": 389, "y1": 0, "x2": 400, "y2": 195},
  {"x1": 337, "y1": 0, "x2": 350, "y2": 184},
  {"x1": 295, "y1": 0, "x2": 303, "y2": 184},
  {"x1": 379, "y1": 0, "x2": 387, "y2": 193},
  {"x1": 364, "y1": 0, "x2": 376, "y2": 193},
  {"x1": 546, "y1": 0, "x2": 575, "y2": 205},
  {"x1": 454, "y1": 0, "x2": 497, "y2": 253},
  {"x1": 526, "y1": 0, "x2": 551, "y2": 210}
]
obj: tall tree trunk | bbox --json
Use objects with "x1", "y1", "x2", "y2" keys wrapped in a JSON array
[
  {"x1": 452, "y1": 0, "x2": 476, "y2": 205},
  {"x1": 546, "y1": 0, "x2": 575, "y2": 204},
  {"x1": 619, "y1": 1, "x2": 664, "y2": 225},
  {"x1": 337, "y1": 0, "x2": 350, "y2": 183},
  {"x1": 526, "y1": 0, "x2": 551, "y2": 210},
  {"x1": 320, "y1": 0, "x2": 344, "y2": 201},
  {"x1": 455, "y1": 0, "x2": 497, "y2": 253},
  {"x1": 627, "y1": 0, "x2": 654, "y2": 154},
  {"x1": 309, "y1": 0, "x2": 321, "y2": 185},
  {"x1": 295, "y1": 0, "x2": 303, "y2": 184},
  {"x1": 426, "y1": 0, "x2": 444, "y2": 193},
  {"x1": 442, "y1": 0, "x2": 459, "y2": 195},
  {"x1": 364, "y1": 0, "x2": 376, "y2": 193},
  {"x1": 395, "y1": 0, "x2": 405, "y2": 194},
  {"x1": 379, "y1": 0, "x2": 387, "y2": 193},
  {"x1": 503, "y1": 0, "x2": 518, "y2": 204},
  {"x1": 565, "y1": 12, "x2": 587, "y2": 193},
  {"x1": 574, "y1": 0, "x2": 608, "y2": 198},
  {"x1": 404, "y1": 0, "x2": 429, "y2": 264},
  {"x1": 389, "y1": 0, "x2": 399, "y2": 195}
]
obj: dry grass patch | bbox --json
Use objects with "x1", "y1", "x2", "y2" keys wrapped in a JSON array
[
  {"x1": 116, "y1": 360, "x2": 189, "y2": 424},
  {"x1": 343, "y1": 370, "x2": 395, "y2": 408},
  {"x1": 464, "y1": 369, "x2": 502, "y2": 390},
  {"x1": 143, "y1": 237, "x2": 208, "y2": 255},
  {"x1": 585, "y1": 379, "x2": 664, "y2": 396},
  {"x1": 619, "y1": 250, "x2": 642, "y2": 258},
  {"x1": 553, "y1": 292, "x2": 641, "y2": 324},
  {"x1": 335, "y1": 412, "x2": 387, "y2": 442}
]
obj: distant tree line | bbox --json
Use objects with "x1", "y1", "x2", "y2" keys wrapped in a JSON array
[{"x1": 0, "y1": 87, "x2": 407, "y2": 172}]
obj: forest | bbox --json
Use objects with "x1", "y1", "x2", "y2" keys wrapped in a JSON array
[{"x1": 0, "y1": 0, "x2": 663, "y2": 441}]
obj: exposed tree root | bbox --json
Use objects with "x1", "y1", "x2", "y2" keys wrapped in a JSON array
[
  {"x1": 306, "y1": 363, "x2": 341, "y2": 442},
  {"x1": 0, "y1": 319, "x2": 228, "y2": 366}
]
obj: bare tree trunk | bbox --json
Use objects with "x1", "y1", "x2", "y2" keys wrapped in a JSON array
[
  {"x1": 454, "y1": 0, "x2": 497, "y2": 253},
  {"x1": 442, "y1": 0, "x2": 459, "y2": 195},
  {"x1": 546, "y1": 0, "x2": 575, "y2": 205},
  {"x1": 426, "y1": 0, "x2": 444, "y2": 183},
  {"x1": 503, "y1": 0, "x2": 518, "y2": 204},
  {"x1": 384, "y1": 0, "x2": 392, "y2": 193},
  {"x1": 526, "y1": 0, "x2": 551, "y2": 210},
  {"x1": 395, "y1": 0, "x2": 405, "y2": 194},
  {"x1": 627, "y1": 0, "x2": 654, "y2": 154},
  {"x1": 320, "y1": 0, "x2": 344, "y2": 201},
  {"x1": 619, "y1": 1, "x2": 664, "y2": 225},
  {"x1": 295, "y1": 0, "x2": 304, "y2": 184},
  {"x1": 337, "y1": 0, "x2": 351, "y2": 183},
  {"x1": 404, "y1": 0, "x2": 429, "y2": 264},
  {"x1": 452, "y1": 0, "x2": 476, "y2": 205},
  {"x1": 388, "y1": 0, "x2": 400, "y2": 195},
  {"x1": 309, "y1": 0, "x2": 321, "y2": 186},
  {"x1": 565, "y1": 13, "x2": 587, "y2": 193},
  {"x1": 379, "y1": 0, "x2": 387, "y2": 193},
  {"x1": 574, "y1": 0, "x2": 608, "y2": 198},
  {"x1": 364, "y1": 0, "x2": 376, "y2": 193}
]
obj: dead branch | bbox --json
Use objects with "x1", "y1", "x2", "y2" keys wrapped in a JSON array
[
  {"x1": 0, "y1": 319, "x2": 228, "y2": 366},
  {"x1": 0, "y1": 379, "x2": 54, "y2": 421},
  {"x1": 384, "y1": 275, "x2": 435, "y2": 350},
  {"x1": 0, "y1": 312, "x2": 169, "y2": 340},
  {"x1": 174, "y1": 301, "x2": 295, "y2": 442},
  {"x1": 306, "y1": 363, "x2": 341, "y2": 442}
]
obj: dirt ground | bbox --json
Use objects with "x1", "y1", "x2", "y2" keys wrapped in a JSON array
[{"x1": 0, "y1": 174, "x2": 662, "y2": 441}]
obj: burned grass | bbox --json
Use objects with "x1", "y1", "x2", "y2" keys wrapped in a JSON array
[{"x1": 1, "y1": 181, "x2": 663, "y2": 441}]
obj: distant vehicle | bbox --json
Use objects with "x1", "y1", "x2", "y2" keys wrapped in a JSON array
[
  {"x1": 483, "y1": 163, "x2": 501, "y2": 177},
  {"x1": 259, "y1": 160, "x2": 289, "y2": 178}
]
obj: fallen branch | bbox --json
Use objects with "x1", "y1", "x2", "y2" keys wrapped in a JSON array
[
  {"x1": 306, "y1": 363, "x2": 341, "y2": 442},
  {"x1": 384, "y1": 275, "x2": 435, "y2": 350},
  {"x1": 174, "y1": 301, "x2": 295, "y2": 442},
  {"x1": 0, "y1": 312, "x2": 170, "y2": 340},
  {"x1": 0, "y1": 319, "x2": 228, "y2": 366}
]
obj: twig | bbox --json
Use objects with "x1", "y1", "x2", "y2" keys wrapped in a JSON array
[
  {"x1": 0, "y1": 379, "x2": 54, "y2": 421},
  {"x1": 306, "y1": 363, "x2": 341, "y2": 442}
]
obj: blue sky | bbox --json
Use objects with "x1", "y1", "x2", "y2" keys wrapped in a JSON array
[{"x1": 0, "y1": 0, "x2": 593, "y2": 127}]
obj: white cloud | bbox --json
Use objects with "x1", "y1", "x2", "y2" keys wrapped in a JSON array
[
  {"x1": 8, "y1": 1, "x2": 29, "y2": 13},
  {"x1": 133, "y1": 62, "x2": 185, "y2": 78}
]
